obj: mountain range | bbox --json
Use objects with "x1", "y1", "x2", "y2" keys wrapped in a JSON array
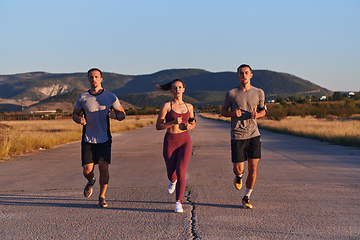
[{"x1": 0, "y1": 69, "x2": 333, "y2": 112}]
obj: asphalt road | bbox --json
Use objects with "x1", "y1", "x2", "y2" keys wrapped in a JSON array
[{"x1": 1, "y1": 115, "x2": 359, "y2": 239}]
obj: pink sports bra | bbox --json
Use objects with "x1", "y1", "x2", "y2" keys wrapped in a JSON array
[{"x1": 165, "y1": 102, "x2": 190, "y2": 124}]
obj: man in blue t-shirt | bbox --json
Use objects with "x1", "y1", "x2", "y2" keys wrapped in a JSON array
[{"x1": 72, "y1": 68, "x2": 125, "y2": 208}]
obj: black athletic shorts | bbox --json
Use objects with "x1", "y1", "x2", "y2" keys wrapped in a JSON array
[
  {"x1": 231, "y1": 136, "x2": 261, "y2": 163},
  {"x1": 81, "y1": 139, "x2": 112, "y2": 166}
]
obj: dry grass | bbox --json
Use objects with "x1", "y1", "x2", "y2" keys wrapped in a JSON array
[
  {"x1": 257, "y1": 116, "x2": 360, "y2": 147},
  {"x1": 0, "y1": 115, "x2": 156, "y2": 160},
  {"x1": 199, "y1": 113, "x2": 360, "y2": 148},
  {"x1": 198, "y1": 113, "x2": 231, "y2": 122},
  {"x1": 3, "y1": 112, "x2": 359, "y2": 160}
]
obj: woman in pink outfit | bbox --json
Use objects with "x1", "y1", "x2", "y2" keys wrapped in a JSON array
[{"x1": 156, "y1": 79, "x2": 196, "y2": 213}]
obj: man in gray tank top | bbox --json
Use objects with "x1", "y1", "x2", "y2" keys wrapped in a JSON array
[
  {"x1": 221, "y1": 64, "x2": 267, "y2": 209},
  {"x1": 72, "y1": 68, "x2": 126, "y2": 208}
]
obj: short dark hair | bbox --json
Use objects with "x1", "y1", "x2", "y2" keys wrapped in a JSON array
[
  {"x1": 87, "y1": 68, "x2": 103, "y2": 77},
  {"x1": 156, "y1": 79, "x2": 185, "y2": 91},
  {"x1": 237, "y1": 64, "x2": 252, "y2": 73}
]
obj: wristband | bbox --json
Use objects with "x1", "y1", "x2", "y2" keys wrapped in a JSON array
[
  {"x1": 188, "y1": 118, "x2": 196, "y2": 123},
  {"x1": 188, "y1": 112, "x2": 196, "y2": 123}
]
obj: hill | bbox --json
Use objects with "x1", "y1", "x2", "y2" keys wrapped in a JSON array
[
  {"x1": 113, "y1": 69, "x2": 332, "y2": 97},
  {"x1": 0, "y1": 71, "x2": 133, "y2": 101},
  {"x1": 119, "y1": 91, "x2": 200, "y2": 108},
  {"x1": 0, "y1": 69, "x2": 333, "y2": 112}
]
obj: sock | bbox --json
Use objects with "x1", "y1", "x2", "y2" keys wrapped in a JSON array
[
  {"x1": 89, "y1": 177, "x2": 95, "y2": 184},
  {"x1": 244, "y1": 188, "x2": 253, "y2": 198}
]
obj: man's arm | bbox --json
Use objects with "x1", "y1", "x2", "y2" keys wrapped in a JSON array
[
  {"x1": 72, "y1": 108, "x2": 86, "y2": 125},
  {"x1": 251, "y1": 109, "x2": 266, "y2": 119},
  {"x1": 109, "y1": 105, "x2": 126, "y2": 121},
  {"x1": 221, "y1": 91, "x2": 242, "y2": 118},
  {"x1": 220, "y1": 108, "x2": 242, "y2": 118}
]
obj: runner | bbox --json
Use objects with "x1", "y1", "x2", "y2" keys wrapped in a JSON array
[
  {"x1": 72, "y1": 68, "x2": 125, "y2": 208},
  {"x1": 156, "y1": 79, "x2": 196, "y2": 213},
  {"x1": 221, "y1": 64, "x2": 267, "y2": 209}
]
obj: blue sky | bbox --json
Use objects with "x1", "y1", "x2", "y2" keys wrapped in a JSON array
[{"x1": 0, "y1": 0, "x2": 359, "y2": 91}]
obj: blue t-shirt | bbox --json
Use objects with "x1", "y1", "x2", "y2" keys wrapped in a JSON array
[{"x1": 74, "y1": 89, "x2": 121, "y2": 144}]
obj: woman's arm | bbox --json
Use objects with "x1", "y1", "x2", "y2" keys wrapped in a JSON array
[
  {"x1": 156, "y1": 102, "x2": 181, "y2": 130},
  {"x1": 185, "y1": 104, "x2": 196, "y2": 130}
]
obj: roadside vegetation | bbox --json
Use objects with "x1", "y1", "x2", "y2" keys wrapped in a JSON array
[
  {"x1": 198, "y1": 94, "x2": 360, "y2": 148},
  {"x1": 2, "y1": 91, "x2": 360, "y2": 159},
  {"x1": 257, "y1": 116, "x2": 360, "y2": 148},
  {"x1": 0, "y1": 106, "x2": 159, "y2": 121},
  {"x1": 199, "y1": 112, "x2": 360, "y2": 148},
  {"x1": 0, "y1": 115, "x2": 156, "y2": 160}
]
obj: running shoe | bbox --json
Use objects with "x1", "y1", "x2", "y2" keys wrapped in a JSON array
[
  {"x1": 242, "y1": 196, "x2": 253, "y2": 209},
  {"x1": 234, "y1": 176, "x2": 242, "y2": 190},
  {"x1": 167, "y1": 180, "x2": 177, "y2": 194},
  {"x1": 175, "y1": 201, "x2": 183, "y2": 213},
  {"x1": 83, "y1": 177, "x2": 96, "y2": 198},
  {"x1": 98, "y1": 197, "x2": 108, "y2": 208}
]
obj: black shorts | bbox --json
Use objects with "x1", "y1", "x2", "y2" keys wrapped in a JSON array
[
  {"x1": 231, "y1": 136, "x2": 261, "y2": 163},
  {"x1": 81, "y1": 139, "x2": 112, "y2": 166}
]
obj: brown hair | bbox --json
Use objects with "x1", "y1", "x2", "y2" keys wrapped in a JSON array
[
  {"x1": 156, "y1": 79, "x2": 184, "y2": 91},
  {"x1": 87, "y1": 68, "x2": 103, "y2": 77},
  {"x1": 237, "y1": 64, "x2": 252, "y2": 73}
]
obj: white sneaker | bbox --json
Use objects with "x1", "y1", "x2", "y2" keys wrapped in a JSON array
[
  {"x1": 175, "y1": 201, "x2": 183, "y2": 213},
  {"x1": 167, "y1": 180, "x2": 177, "y2": 194}
]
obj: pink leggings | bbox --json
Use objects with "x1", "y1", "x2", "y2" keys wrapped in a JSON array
[{"x1": 163, "y1": 131, "x2": 192, "y2": 203}]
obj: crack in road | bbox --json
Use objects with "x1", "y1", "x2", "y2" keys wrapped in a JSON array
[{"x1": 185, "y1": 186, "x2": 198, "y2": 239}]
